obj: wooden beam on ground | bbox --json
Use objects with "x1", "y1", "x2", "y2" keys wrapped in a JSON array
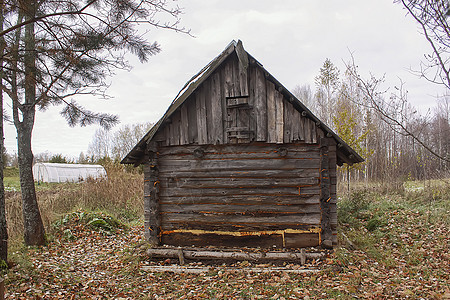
[{"x1": 147, "y1": 248, "x2": 325, "y2": 264}]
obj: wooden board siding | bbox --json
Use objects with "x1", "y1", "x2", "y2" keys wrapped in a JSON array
[
  {"x1": 157, "y1": 143, "x2": 322, "y2": 248},
  {"x1": 157, "y1": 54, "x2": 324, "y2": 148}
]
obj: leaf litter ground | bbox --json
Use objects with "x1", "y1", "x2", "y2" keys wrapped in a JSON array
[{"x1": 5, "y1": 219, "x2": 449, "y2": 299}]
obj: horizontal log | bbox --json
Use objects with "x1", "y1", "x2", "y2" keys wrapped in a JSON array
[
  {"x1": 162, "y1": 232, "x2": 284, "y2": 248},
  {"x1": 159, "y1": 186, "x2": 320, "y2": 197},
  {"x1": 159, "y1": 150, "x2": 320, "y2": 160},
  {"x1": 161, "y1": 222, "x2": 320, "y2": 232},
  {"x1": 161, "y1": 212, "x2": 321, "y2": 225},
  {"x1": 159, "y1": 195, "x2": 320, "y2": 205},
  {"x1": 157, "y1": 143, "x2": 319, "y2": 156},
  {"x1": 158, "y1": 158, "x2": 321, "y2": 172},
  {"x1": 159, "y1": 168, "x2": 319, "y2": 179},
  {"x1": 167, "y1": 177, "x2": 319, "y2": 189},
  {"x1": 147, "y1": 248, "x2": 325, "y2": 261},
  {"x1": 160, "y1": 203, "x2": 320, "y2": 214}
]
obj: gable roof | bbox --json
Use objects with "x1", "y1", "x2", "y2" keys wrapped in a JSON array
[{"x1": 121, "y1": 40, "x2": 364, "y2": 166}]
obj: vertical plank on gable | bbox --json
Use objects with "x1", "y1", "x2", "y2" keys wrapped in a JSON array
[
  {"x1": 254, "y1": 66, "x2": 267, "y2": 141},
  {"x1": 180, "y1": 104, "x2": 189, "y2": 145},
  {"x1": 266, "y1": 81, "x2": 277, "y2": 143},
  {"x1": 187, "y1": 98, "x2": 198, "y2": 144},
  {"x1": 283, "y1": 100, "x2": 293, "y2": 143},
  {"x1": 275, "y1": 90, "x2": 284, "y2": 144},
  {"x1": 299, "y1": 114, "x2": 305, "y2": 142},
  {"x1": 224, "y1": 57, "x2": 236, "y2": 98},
  {"x1": 210, "y1": 72, "x2": 223, "y2": 144},
  {"x1": 304, "y1": 118, "x2": 312, "y2": 144},
  {"x1": 204, "y1": 79, "x2": 214, "y2": 144},
  {"x1": 196, "y1": 89, "x2": 207, "y2": 144},
  {"x1": 292, "y1": 108, "x2": 301, "y2": 142},
  {"x1": 236, "y1": 40, "x2": 249, "y2": 96},
  {"x1": 171, "y1": 110, "x2": 181, "y2": 146}
]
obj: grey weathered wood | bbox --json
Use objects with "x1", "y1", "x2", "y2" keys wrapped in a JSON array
[
  {"x1": 166, "y1": 177, "x2": 319, "y2": 189},
  {"x1": 224, "y1": 57, "x2": 237, "y2": 98},
  {"x1": 171, "y1": 110, "x2": 181, "y2": 146},
  {"x1": 145, "y1": 143, "x2": 160, "y2": 246},
  {"x1": 160, "y1": 203, "x2": 320, "y2": 214},
  {"x1": 161, "y1": 213, "x2": 321, "y2": 226},
  {"x1": 159, "y1": 195, "x2": 320, "y2": 205},
  {"x1": 266, "y1": 80, "x2": 277, "y2": 143},
  {"x1": 284, "y1": 100, "x2": 293, "y2": 143},
  {"x1": 236, "y1": 40, "x2": 249, "y2": 96},
  {"x1": 196, "y1": 89, "x2": 208, "y2": 144},
  {"x1": 159, "y1": 186, "x2": 321, "y2": 198},
  {"x1": 187, "y1": 98, "x2": 198, "y2": 144},
  {"x1": 147, "y1": 248, "x2": 325, "y2": 262},
  {"x1": 275, "y1": 90, "x2": 284, "y2": 144},
  {"x1": 161, "y1": 221, "x2": 320, "y2": 232},
  {"x1": 292, "y1": 108, "x2": 301, "y2": 142},
  {"x1": 159, "y1": 168, "x2": 320, "y2": 180},
  {"x1": 254, "y1": 66, "x2": 267, "y2": 141},
  {"x1": 157, "y1": 142, "x2": 319, "y2": 156},
  {"x1": 180, "y1": 104, "x2": 189, "y2": 145},
  {"x1": 210, "y1": 72, "x2": 223, "y2": 144},
  {"x1": 319, "y1": 138, "x2": 333, "y2": 248}
]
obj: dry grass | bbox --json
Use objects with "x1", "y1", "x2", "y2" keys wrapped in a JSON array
[{"x1": 6, "y1": 163, "x2": 143, "y2": 249}]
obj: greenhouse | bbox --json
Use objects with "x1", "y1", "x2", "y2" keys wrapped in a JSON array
[{"x1": 32, "y1": 163, "x2": 107, "y2": 183}]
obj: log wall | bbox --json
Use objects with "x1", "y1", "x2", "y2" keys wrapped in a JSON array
[{"x1": 156, "y1": 143, "x2": 325, "y2": 248}]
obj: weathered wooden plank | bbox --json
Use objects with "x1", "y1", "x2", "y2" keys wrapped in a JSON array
[
  {"x1": 158, "y1": 158, "x2": 321, "y2": 171},
  {"x1": 171, "y1": 110, "x2": 181, "y2": 146},
  {"x1": 160, "y1": 203, "x2": 320, "y2": 214},
  {"x1": 303, "y1": 118, "x2": 312, "y2": 144},
  {"x1": 291, "y1": 108, "x2": 301, "y2": 142},
  {"x1": 266, "y1": 81, "x2": 277, "y2": 143},
  {"x1": 210, "y1": 72, "x2": 223, "y2": 144},
  {"x1": 224, "y1": 56, "x2": 238, "y2": 98},
  {"x1": 196, "y1": 88, "x2": 208, "y2": 144},
  {"x1": 299, "y1": 115, "x2": 305, "y2": 141},
  {"x1": 254, "y1": 66, "x2": 267, "y2": 141},
  {"x1": 145, "y1": 143, "x2": 160, "y2": 246},
  {"x1": 236, "y1": 40, "x2": 249, "y2": 96},
  {"x1": 320, "y1": 138, "x2": 333, "y2": 248},
  {"x1": 157, "y1": 142, "x2": 319, "y2": 156},
  {"x1": 159, "y1": 186, "x2": 320, "y2": 197},
  {"x1": 159, "y1": 149, "x2": 321, "y2": 161},
  {"x1": 161, "y1": 212, "x2": 321, "y2": 226},
  {"x1": 180, "y1": 104, "x2": 189, "y2": 145},
  {"x1": 147, "y1": 247, "x2": 324, "y2": 262},
  {"x1": 161, "y1": 222, "x2": 320, "y2": 232},
  {"x1": 167, "y1": 177, "x2": 319, "y2": 189},
  {"x1": 275, "y1": 90, "x2": 284, "y2": 144},
  {"x1": 162, "y1": 232, "x2": 284, "y2": 248},
  {"x1": 187, "y1": 98, "x2": 198, "y2": 144},
  {"x1": 284, "y1": 233, "x2": 320, "y2": 248},
  {"x1": 283, "y1": 99, "x2": 293, "y2": 143},
  {"x1": 159, "y1": 195, "x2": 320, "y2": 205},
  {"x1": 312, "y1": 123, "x2": 317, "y2": 144},
  {"x1": 204, "y1": 79, "x2": 214, "y2": 144},
  {"x1": 159, "y1": 168, "x2": 320, "y2": 180}
]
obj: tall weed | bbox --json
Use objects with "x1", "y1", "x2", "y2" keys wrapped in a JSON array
[{"x1": 6, "y1": 163, "x2": 143, "y2": 248}]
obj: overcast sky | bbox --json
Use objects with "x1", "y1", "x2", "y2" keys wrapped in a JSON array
[{"x1": 4, "y1": 0, "x2": 447, "y2": 159}]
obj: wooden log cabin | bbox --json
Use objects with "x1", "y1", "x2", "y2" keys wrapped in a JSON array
[{"x1": 122, "y1": 40, "x2": 363, "y2": 250}]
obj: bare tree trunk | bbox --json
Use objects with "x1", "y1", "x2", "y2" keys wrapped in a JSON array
[
  {"x1": 15, "y1": 1, "x2": 45, "y2": 246},
  {"x1": 0, "y1": 0, "x2": 8, "y2": 263}
]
